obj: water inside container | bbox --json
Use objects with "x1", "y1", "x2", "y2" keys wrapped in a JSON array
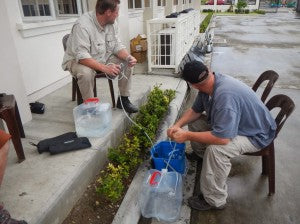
[
  {"x1": 73, "y1": 101, "x2": 112, "y2": 137},
  {"x1": 139, "y1": 170, "x2": 182, "y2": 222}
]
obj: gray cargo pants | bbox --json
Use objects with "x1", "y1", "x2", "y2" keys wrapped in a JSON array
[{"x1": 188, "y1": 116, "x2": 260, "y2": 207}]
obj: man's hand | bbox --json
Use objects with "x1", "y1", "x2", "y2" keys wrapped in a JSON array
[
  {"x1": 103, "y1": 63, "x2": 121, "y2": 76},
  {"x1": 167, "y1": 125, "x2": 188, "y2": 143},
  {"x1": 167, "y1": 125, "x2": 180, "y2": 139},
  {"x1": 170, "y1": 128, "x2": 188, "y2": 143},
  {"x1": 127, "y1": 55, "x2": 137, "y2": 67}
]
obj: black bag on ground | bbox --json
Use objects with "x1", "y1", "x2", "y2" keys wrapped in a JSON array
[
  {"x1": 29, "y1": 102, "x2": 45, "y2": 114},
  {"x1": 30, "y1": 132, "x2": 78, "y2": 154},
  {"x1": 49, "y1": 137, "x2": 91, "y2": 155}
]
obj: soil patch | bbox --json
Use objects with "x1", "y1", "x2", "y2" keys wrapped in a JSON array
[{"x1": 62, "y1": 165, "x2": 136, "y2": 224}]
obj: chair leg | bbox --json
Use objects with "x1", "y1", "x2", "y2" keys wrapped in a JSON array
[
  {"x1": 2, "y1": 108, "x2": 25, "y2": 162},
  {"x1": 93, "y1": 77, "x2": 97, "y2": 97},
  {"x1": 262, "y1": 155, "x2": 269, "y2": 175},
  {"x1": 76, "y1": 80, "x2": 83, "y2": 105},
  {"x1": 15, "y1": 102, "x2": 25, "y2": 138},
  {"x1": 268, "y1": 145, "x2": 275, "y2": 195},
  {"x1": 108, "y1": 80, "x2": 115, "y2": 108},
  {"x1": 72, "y1": 77, "x2": 76, "y2": 101}
]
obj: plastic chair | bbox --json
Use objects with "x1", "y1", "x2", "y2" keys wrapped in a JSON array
[
  {"x1": 244, "y1": 94, "x2": 295, "y2": 195},
  {"x1": 0, "y1": 93, "x2": 25, "y2": 162},
  {"x1": 62, "y1": 34, "x2": 116, "y2": 106},
  {"x1": 252, "y1": 70, "x2": 279, "y2": 103}
]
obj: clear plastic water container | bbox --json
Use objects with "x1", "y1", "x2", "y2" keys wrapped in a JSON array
[
  {"x1": 139, "y1": 169, "x2": 183, "y2": 222},
  {"x1": 73, "y1": 98, "x2": 112, "y2": 137}
]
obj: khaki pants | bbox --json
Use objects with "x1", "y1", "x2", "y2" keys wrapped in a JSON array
[
  {"x1": 188, "y1": 117, "x2": 260, "y2": 207},
  {"x1": 67, "y1": 55, "x2": 132, "y2": 100}
]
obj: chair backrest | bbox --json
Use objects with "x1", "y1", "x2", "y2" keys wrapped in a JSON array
[
  {"x1": 265, "y1": 94, "x2": 295, "y2": 138},
  {"x1": 252, "y1": 70, "x2": 279, "y2": 103},
  {"x1": 62, "y1": 34, "x2": 70, "y2": 51}
]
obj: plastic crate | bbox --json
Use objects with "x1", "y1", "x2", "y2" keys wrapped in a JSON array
[{"x1": 151, "y1": 141, "x2": 185, "y2": 174}]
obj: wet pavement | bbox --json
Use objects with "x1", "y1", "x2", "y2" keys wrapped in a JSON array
[{"x1": 191, "y1": 9, "x2": 300, "y2": 224}]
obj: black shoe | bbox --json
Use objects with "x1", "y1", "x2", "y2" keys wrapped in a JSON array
[
  {"x1": 117, "y1": 96, "x2": 138, "y2": 113},
  {"x1": 188, "y1": 195, "x2": 226, "y2": 211},
  {"x1": 185, "y1": 151, "x2": 202, "y2": 161}
]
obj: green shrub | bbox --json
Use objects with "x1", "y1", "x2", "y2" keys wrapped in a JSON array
[
  {"x1": 245, "y1": 9, "x2": 250, "y2": 13},
  {"x1": 202, "y1": 9, "x2": 214, "y2": 13},
  {"x1": 200, "y1": 12, "x2": 213, "y2": 33},
  {"x1": 237, "y1": 0, "x2": 247, "y2": 10},
  {"x1": 253, "y1": 9, "x2": 266, "y2": 14},
  {"x1": 96, "y1": 85, "x2": 176, "y2": 201}
]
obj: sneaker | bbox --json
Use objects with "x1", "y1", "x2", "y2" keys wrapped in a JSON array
[
  {"x1": 185, "y1": 151, "x2": 202, "y2": 161},
  {"x1": 188, "y1": 195, "x2": 226, "y2": 211},
  {"x1": 0, "y1": 206, "x2": 28, "y2": 224},
  {"x1": 117, "y1": 96, "x2": 138, "y2": 113}
]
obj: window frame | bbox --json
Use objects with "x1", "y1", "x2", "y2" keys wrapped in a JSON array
[
  {"x1": 128, "y1": 0, "x2": 144, "y2": 10},
  {"x1": 157, "y1": 0, "x2": 166, "y2": 7},
  {"x1": 19, "y1": 0, "x2": 83, "y2": 22},
  {"x1": 55, "y1": 0, "x2": 83, "y2": 18}
]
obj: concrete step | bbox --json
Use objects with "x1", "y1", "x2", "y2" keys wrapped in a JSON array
[{"x1": 0, "y1": 74, "x2": 186, "y2": 224}]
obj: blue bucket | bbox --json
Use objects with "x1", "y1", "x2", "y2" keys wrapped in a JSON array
[{"x1": 151, "y1": 141, "x2": 186, "y2": 174}]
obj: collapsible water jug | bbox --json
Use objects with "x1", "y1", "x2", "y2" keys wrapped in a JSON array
[
  {"x1": 151, "y1": 141, "x2": 186, "y2": 174},
  {"x1": 73, "y1": 98, "x2": 112, "y2": 137},
  {"x1": 139, "y1": 169, "x2": 183, "y2": 222}
]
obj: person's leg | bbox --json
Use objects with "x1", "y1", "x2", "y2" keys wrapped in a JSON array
[
  {"x1": 0, "y1": 131, "x2": 28, "y2": 224},
  {"x1": 190, "y1": 136, "x2": 260, "y2": 210},
  {"x1": 187, "y1": 114, "x2": 210, "y2": 158},
  {"x1": 68, "y1": 60, "x2": 95, "y2": 101},
  {"x1": 106, "y1": 55, "x2": 138, "y2": 113},
  {"x1": 0, "y1": 141, "x2": 9, "y2": 187}
]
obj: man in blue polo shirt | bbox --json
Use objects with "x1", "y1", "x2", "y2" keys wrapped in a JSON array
[{"x1": 167, "y1": 61, "x2": 276, "y2": 210}]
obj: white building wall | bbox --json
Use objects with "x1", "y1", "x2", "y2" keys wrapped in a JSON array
[
  {"x1": 0, "y1": 1, "x2": 32, "y2": 123},
  {"x1": 128, "y1": 10, "x2": 145, "y2": 39},
  {"x1": 5, "y1": 0, "x2": 71, "y2": 103}
]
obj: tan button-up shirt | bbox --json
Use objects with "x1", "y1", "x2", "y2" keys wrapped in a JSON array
[{"x1": 62, "y1": 11, "x2": 125, "y2": 70}]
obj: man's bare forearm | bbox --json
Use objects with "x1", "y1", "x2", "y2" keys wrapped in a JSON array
[
  {"x1": 174, "y1": 108, "x2": 201, "y2": 128},
  {"x1": 79, "y1": 58, "x2": 106, "y2": 72}
]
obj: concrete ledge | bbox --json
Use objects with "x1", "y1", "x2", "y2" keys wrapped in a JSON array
[{"x1": 112, "y1": 78, "x2": 196, "y2": 224}]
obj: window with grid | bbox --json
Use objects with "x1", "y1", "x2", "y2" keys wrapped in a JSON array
[
  {"x1": 158, "y1": 0, "x2": 166, "y2": 6},
  {"x1": 21, "y1": 0, "x2": 51, "y2": 17},
  {"x1": 144, "y1": 0, "x2": 150, "y2": 7},
  {"x1": 183, "y1": 0, "x2": 186, "y2": 4},
  {"x1": 174, "y1": 0, "x2": 178, "y2": 5},
  {"x1": 20, "y1": 0, "x2": 82, "y2": 21},
  {"x1": 128, "y1": 0, "x2": 143, "y2": 9},
  {"x1": 189, "y1": 0, "x2": 192, "y2": 3}
]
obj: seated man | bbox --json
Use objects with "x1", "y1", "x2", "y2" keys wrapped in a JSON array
[
  {"x1": 62, "y1": 0, "x2": 138, "y2": 113},
  {"x1": 167, "y1": 61, "x2": 276, "y2": 210},
  {"x1": 0, "y1": 129, "x2": 27, "y2": 224}
]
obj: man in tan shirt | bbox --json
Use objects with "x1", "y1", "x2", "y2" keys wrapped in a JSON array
[{"x1": 62, "y1": 0, "x2": 138, "y2": 113}]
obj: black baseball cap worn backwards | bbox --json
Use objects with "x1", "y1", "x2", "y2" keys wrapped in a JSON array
[{"x1": 182, "y1": 61, "x2": 209, "y2": 84}]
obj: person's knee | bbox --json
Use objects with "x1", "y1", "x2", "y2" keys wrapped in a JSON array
[
  {"x1": 77, "y1": 69, "x2": 95, "y2": 83},
  {"x1": 205, "y1": 145, "x2": 219, "y2": 155}
]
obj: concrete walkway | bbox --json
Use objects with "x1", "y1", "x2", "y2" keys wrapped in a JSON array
[{"x1": 0, "y1": 72, "x2": 188, "y2": 224}]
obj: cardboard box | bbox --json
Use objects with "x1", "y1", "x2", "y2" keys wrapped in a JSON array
[
  {"x1": 132, "y1": 51, "x2": 147, "y2": 63},
  {"x1": 130, "y1": 34, "x2": 147, "y2": 53},
  {"x1": 140, "y1": 39, "x2": 147, "y2": 51}
]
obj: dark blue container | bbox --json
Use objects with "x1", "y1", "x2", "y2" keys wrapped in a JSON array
[{"x1": 151, "y1": 141, "x2": 186, "y2": 174}]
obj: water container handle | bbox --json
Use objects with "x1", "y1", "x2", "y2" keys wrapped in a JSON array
[
  {"x1": 84, "y1": 98, "x2": 99, "y2": 104},
  {"x1": 149, "y1": 171, "x2": 161, "y2": 186}
]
